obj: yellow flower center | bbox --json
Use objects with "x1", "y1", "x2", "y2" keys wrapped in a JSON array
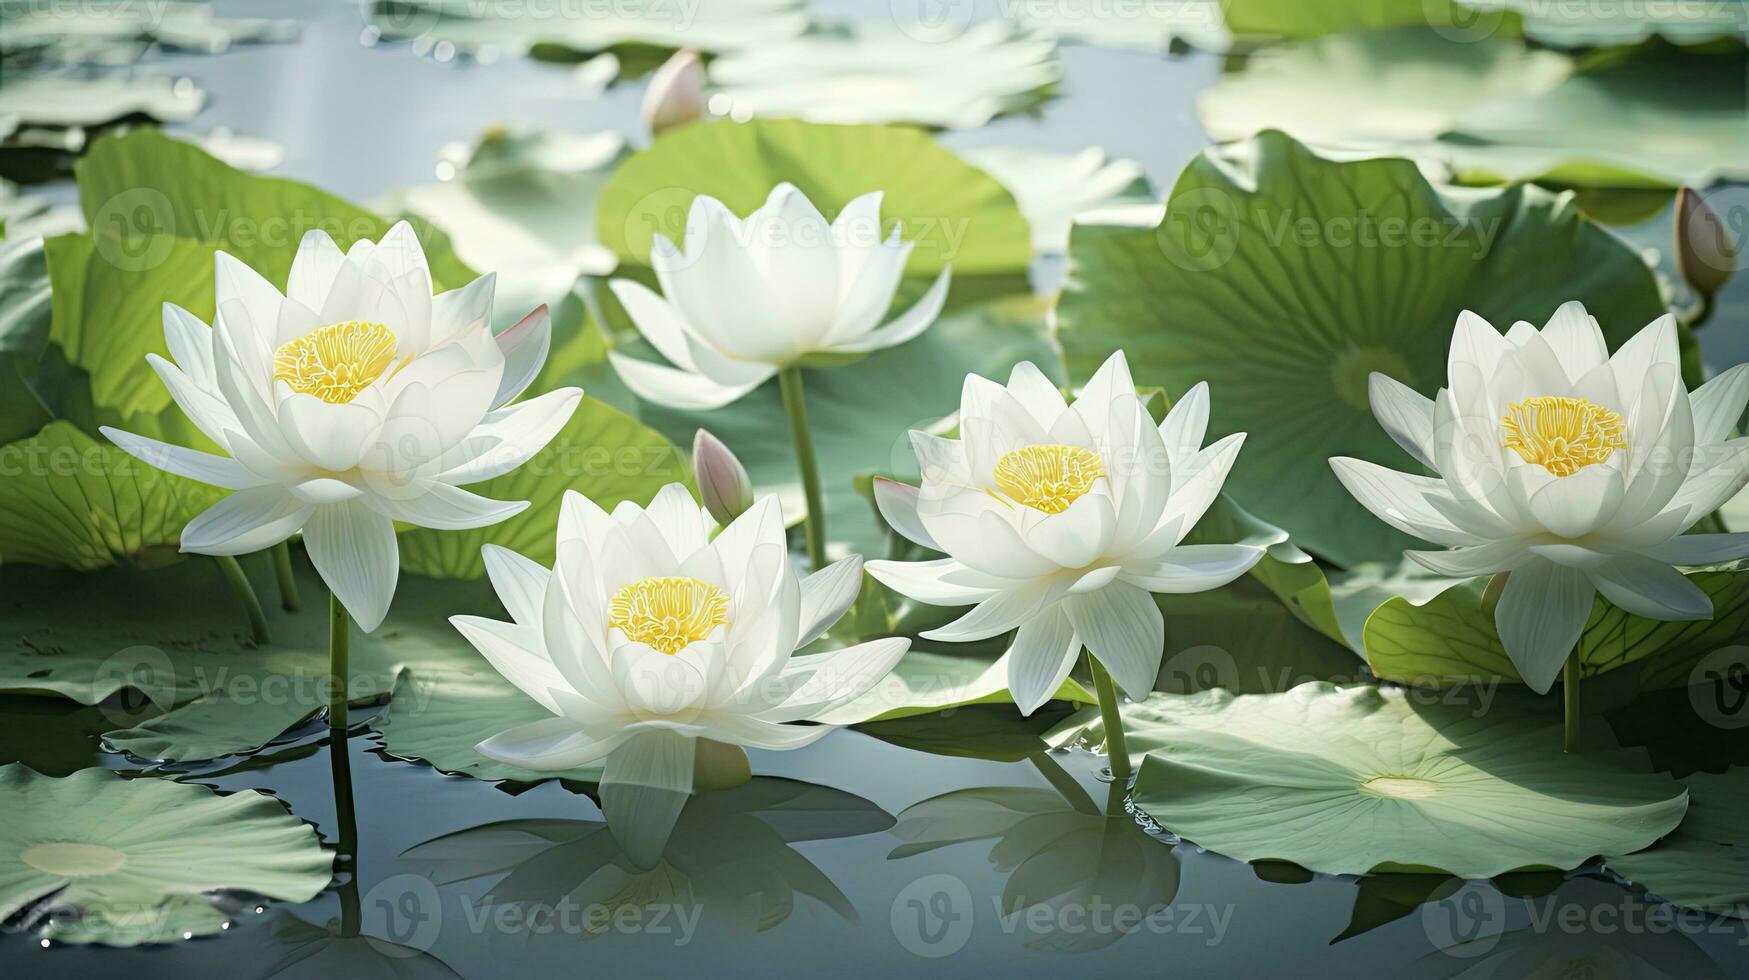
[
  {"x1": 1500, "y1": 396, "x2": 1628, "y2": 477},
  {"x1": 608, "y1": 576, "x2": 729, "y2": 655},
  {"x1": 272, "y1": 320, "x2": 398, "y2": 404},
  {"x1": 993, "y1": 444, "x2": 1106, "y2": 514}
]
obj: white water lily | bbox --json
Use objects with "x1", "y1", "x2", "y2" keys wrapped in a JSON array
[
  {"x1": 1331, "y1": 302, "x2": 1749, "y2": 692},
  {"x1": 455, "y1": 484, "x2": 909, "y2": 795},
  {"x1": 606, "y1": 183, "x2": 951, "y2": 411},
  {"x1": 866, "y1": 351, "x2": 1264, "y2": 715},
  {"x1": 100, "y1": 222, "x2": 582, "y2": 631}
]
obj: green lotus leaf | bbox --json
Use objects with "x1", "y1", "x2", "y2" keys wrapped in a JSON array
[
  {"x1": 1442, "y1": 45, "x2": 1749, "y2": 189},
  {"x1": 1220, "y1": 0, "x2": 1470, "y2": 38},
  {"x1": 1460, "y1": 0, "x2": 1749, "y2": 47},
  {"x1": 584, "y1": 295, "x2": 1057, "y2": 558},
  {"x1": 1606, "y1": 767, "x2": 1749, "y2": 918},
  {"x1": 819, "y1": 650, "x2": 1095, "y2": 725},
  {"x1": 374, "y1": 669, "x2": 603, "y2": 785},
  {"x1": 594, "y1": 117, "x2": 1031, "y2": 280},
  {"x1": 0, "y1": 234, "x2": 64, "y2": 446},
  {"x1": 0, "y1": 557, "x2": 500, "y2": 762},
  {"x1": 0, "y1": 763, "x2": 331, "y2": 945},
  {"x1": 0, "y1": 421, "x2": 223, "y2": 569},
  {"x1": 1056, "y1": 130, "x2": 1670, "y2": 567},
  {"x1": 704, "y1": 23, "x2": 1060, "y2": 130},
  {"x1": 1197, "y1": 29, "x2": 1575, "y2": 150},
  {"x1": 1365, "y1": 566, "x2": 1749, "y2": 689},
  {"x1": 1128, "y1": 683, "x2": 1688, "y2": 878},
  {"x1": 397, "y1": 396, "x2": 687, "y2": 579}
]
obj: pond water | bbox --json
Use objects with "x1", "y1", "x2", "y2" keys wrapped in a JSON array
[{"x1": 4, "y1": 1, "x2": 1749, "y2": 977}]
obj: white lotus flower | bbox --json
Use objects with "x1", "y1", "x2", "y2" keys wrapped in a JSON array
[
  {"x1": 1331, "y1": 302, "x2": 1749, "y2": 692},
  {"x1": 455, "y1": 485, "x2": 909, "y2": 796},
  {"x1": 606, "y1": 183, "x2": 952, "y2": 410},
  {"x1": 866, "y1": 351, "x2": 1264, "y2": 714},
  {"x1": 100, "y1": 222, "x2": 582, "y2": 631}
]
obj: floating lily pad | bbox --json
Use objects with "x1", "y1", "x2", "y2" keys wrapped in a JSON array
[
  {"x1": 367, "y1": 0, "x2": 806, "y2": 59},
  {"x1": 1460, "y1": 0, "x2": 1749, "y2": 47},
  {"x1": 374, "y1": 669, "x2": 602, "y2": 784},
  {"x1": 1366, "y1": 567, "x2": 1749, "y2": 689},
  {"x1": 595, "y1": 116, "x2": 1031, "y2": 281},
  {"x1": 0, "y1": 558, "x2": 502, "y2": 762},
  {"x1": 1197, "y1": 29, "x2": 1574, "y2": 150},
  {"x1": 1010, "y1": 1, "x2": 1231, "y2": 52},
  {"x1": 381, "y1": 128, "x2": 626, "y2": 329},
  {"x1": 706, "y1": 23, "x2": 1060, "y2": 130},
  {"x1": 0, "y1": 76, "x2": 203, "y2": 129},
  {"x1": 1129, "y1": 684, "x2": 1687, "y2": 878},
  {"x1": 1055, "y1": 131, "x2": 1669, "y2": 567},
  {"x1": 0, "y1": 763, "x2": 331, "y2": 945},
  {"x1": 1442, "y1": 45, "x2": 1749, "y2": 188},
  {"x1": 957, "y1": 145, "x2": 1152, "y2": 254},
  {"x1": 1606, "y1": 767, "x2": 1749, "y2": 917}
]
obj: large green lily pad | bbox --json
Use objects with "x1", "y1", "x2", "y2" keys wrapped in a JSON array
[
  {"x1": 704, "y1": 23, "x2": 1060, "y2": 130},
  {"x1": 1055, "y1": 131, "x2": 1669, "y2": 567},
  {"x1": 0, "y1": 421, "x2": 222, "y2": 569},
  {"x1": 0, "y1": 557, "x2": 501, "y2": 762},
  {"x1": 0, "y1": 763, "x2": 331, "y2": 945},
  {"x1": 1365, "y1": 567, "x2": 1749, "y2": 689},
  {"x1": 1606, "y1": 767, "x2": 1749, "y2": 917},
  {"x1": 1129, "y1": 683, "x2": 1687, "y2": 877}
]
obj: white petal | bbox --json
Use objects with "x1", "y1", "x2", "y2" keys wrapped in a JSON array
[
  {"x1": 865, "y1": 557, "x2": 1006, "y2": 606},
  {"x1": 482, "y1": 543, "x2": 550, "y2": 628},
  {"x1": 179, "y1": 486, "x2": 308, "y2": 556},
  {"x1": 492, "y1": 304, "x2": 552, "y2": 408},
  {"x1": 643, "y1": 482, "x2": 709, "y2": 560},
  {"x1": 1328, "y1": 457, "x2": 1480, "y2": 547},
  {"x1": 1367, "y1": 372, "x2": 1435, "y2": 469},
  {"x1": 476, "y1": 718, "x2": 623, "y2": 770},
  {"x1": 1018, "y1": 489, "x2": 1115, "y2": 569},
  {"x1": 1495, "y1": 560, "x2": 1593, "y2": 694},
  {"x1": 1587, "y1": 555, "x2": 1712, "y2": 621},
  {"x1": 754, "y1": 637, "x2": 910, "y2": 722},
  {"x1": 1159, "y1": 381, "x2": 1210, "y2": 465},
  {"x1": 1004, "y1": 606, "x2": 1079, "y2": 716},
  {"x1": 1537, "y1": 301, "x2": 1609, "y2": 382},
  {"x1": 286, "y1": 230, "x2": 347, "y2": 312},
  {"x1": 1639, "y1": 532, "x2": 1749, "y2": 567},
  {"x1": 1691, "y1": 363, "x2": 1749, "y2": 448},
  {"x1": 368, "y1": 481, "x2": 528, "y2": 531},
  {"x1": 161, "y1": 302, "x2": 217, "y2": 392},
  {"x1": 100, "y1": 427, "x2": 260, "y2": 490},
  {"x1": 437, "y1": 387, "x2": 582, "y2": 486},
  {"x1": 1448, "y1": 310, "x2": 1510, "y2": 379},
  {"x1": 213, "y1": 251, "x2": 284, "y2": 349},
  {"x1": 451, "y1": 615, "x2": 564, "y2": 713},
  {"x1": 1005, "y1": 361, "x2": 1068, "y2": 430},
  {"x1": 1062, "y1": 581, "x2": 1163, "y2": 698},
  {"x1": 277, "y1": 394, "x2": 383, "y2": 472},
  {"x1": 608, "y1": 351, "x2": 770, "y2": 411},
  {"x1": 430, "y1": 272, "x2": 495, "y2": 347},
  {"x1": 601, "y1": 728, "x2": 695, "y2": 793},
  {"x1": 608, "y1": 278, "x2": 700, "y2": 372},
  {"x1": 1404, "y1": 538, "x2": 1530, "y2": 577},
  {"x1": 146, "y1": 354, "x2": 239, "y2": 446},
  {"x1": 873, "y1": 478, "x2": 939, "y2": 551},
  {"x1": 921, "y1": 575, "x2": 1071, "y2": 643},
  {"x1": 825, "y1": 266, "x2": 950, "y2": 355},
  {"x1": 1120, "y1": 544, "x2": 1263, "y2": 594},
  {"x1": 796, "y1": 555, "x2": 864, "y2": 647},
  {"x1": 303, "y1": 498, "x2": 399, "y2": 632}
]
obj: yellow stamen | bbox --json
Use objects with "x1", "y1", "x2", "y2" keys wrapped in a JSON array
[
  {"x1": 272, "y1": 320, "x2": 398, "y2": 404},
  {"x1": 1501, "y1": 396, "x2": 1627, "y2": 477},
  {"x1": 608, "y1": 576, "x2": 729, "y2": 655},
  {"x1": 993, "y1": 444, "x2": 1105, "y2": 514}
]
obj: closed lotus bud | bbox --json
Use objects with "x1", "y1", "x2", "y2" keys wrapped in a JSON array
[
  {"x1": 694, "y1": 428, "x2": 753, "y2": 526},
  {"x1": 1674, "y1": 187, "x2": 1736, "y2": 299},
  {"x1": 642, "y1": 49, "x2": 705, "y2": 137}
]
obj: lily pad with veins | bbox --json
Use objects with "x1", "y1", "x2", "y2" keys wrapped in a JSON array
[
  {"x1": 0, "y1": 763, "x2": 331, "y2": 945},
  {"x1": 1128, "y1": 683, "x2": 1687, "y2": 878},
  {"x1": 1606, "y1": 767, "x2": 1749, "y2": 918}
]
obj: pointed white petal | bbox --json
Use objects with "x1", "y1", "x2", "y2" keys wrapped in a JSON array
[
  {"x1": 1639, "y1": 532, "x2": 1749, "y2": 567},
  {"x1": 179, "y1": 486, "x2": 308, "y2": 556},
  {"x1": 1120, "y1": 544, "x2": 1263, "y2": 594},
  {"x1": 1405, "y1": 538, "x2": 1530, "y2": 578},
  {"x1": 369, "y1": 482, "x2": 528, "y2": 531},
  {"x1": 1063, "y1": 581, "x2": 1163, "y2": 698},
  {"x1": 873, "y1": 478, "x2": 939, "y2": 551},
  {"x1": 482, "y1": 544, "x2": 550, "y2": 628},
  {"x1": 1004, "y1": 607, "x2": 1079, "y2": 716},
  {"x1": 451, "y1": 615, "x2": 564, "y2": 713},
  {"x1": 492, "y1": 304, "x2": 552, "y2": 408},
  {"x1": 865, "y1": 557, "x2": 1006, "y2": 606},
  {"x1": 826, "y1": 267, "x2": 950, "y2": 355},
  {"x1": 303, "y1": 499, "x2": 399, "y2": 632},
  {"x1": 1691, "y1": 363, "x2": 1749, "y2": 448},
  {"x1": 100, "y1": 427, "x2": 260, "y2": 490},
  {"x1": 1587, "y1": 555, "x2": 1712, "y2": 621},
  {"x1": 608, "y1": 351, "x2": 769, "y2": 411},
  {"x1": 476, "y1": 718, "x2": 624, "y2": 770},
  {"x1": 797, "y1": 555, "x2": 864, "y2": 647},
  {"x1": 920, "y1": 575, "x2": 1070, "y2": 643},
  {"x1": 1367, "y1": 372, "x2": 1435, "y2": 468},
  {"x1": 1495, "y1": 560, "x2": 1593, "y2": 694}
]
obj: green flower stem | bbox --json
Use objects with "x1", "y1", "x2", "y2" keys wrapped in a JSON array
[
  {"x1": 1028, "y1": 751, "x2": 1100, "y2": 815},
  {"x1": 214, "y1": 555, "x2": 269, "y2": 644},
  {"x1": 778, "y1": 366, "x2": 827, "y2": 571},
  {"x1": 328, "y1": 713, "x2": 360, "y2": 939},
  {"x1": 1563, "y1": 650, "x2": 1581, "y2": 754},
  {"x1": 270, "y1": 541, "x2": 301, "y2": 612},
  {"x1": 329, "y1": 591, "x2": 350, "y2": 734},
  {"x1": 1088, "y1": 655, "x2": 1132, "y2": 785}
]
